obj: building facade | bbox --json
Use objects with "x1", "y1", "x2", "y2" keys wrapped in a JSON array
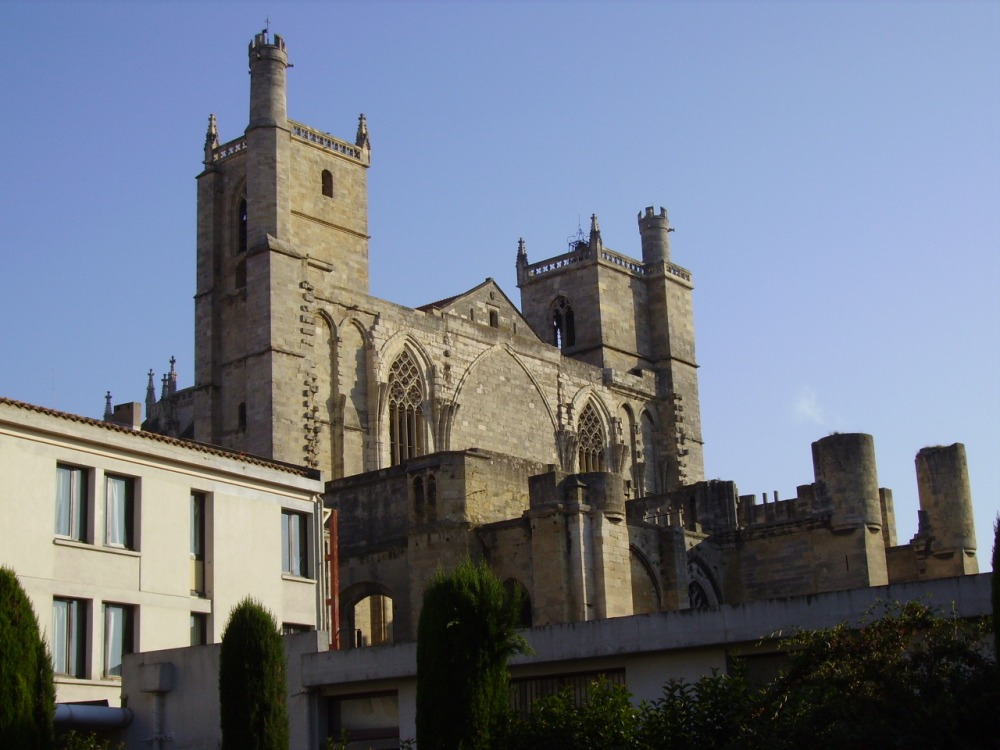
[{"x1": 0, "y1": 397, "x2": 325, "y2": 707}]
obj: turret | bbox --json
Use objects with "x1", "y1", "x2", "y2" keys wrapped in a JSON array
[
  {"x1": 916, "y1": 444, "x2": 976, "y2": 557},
  {"x1": 248, "y1": 30, "x2": 288, "y2": 130},
  {"x1": 811, "y1": 433, "x2": 882, "y2": 531},
  {"x1": 638, "y1": 206, "x2": 671, "y2": 266}
]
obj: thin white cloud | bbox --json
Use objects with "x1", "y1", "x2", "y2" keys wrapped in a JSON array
[{"x1": 794, "y1": 386, "x2": 825, "y2": 426}]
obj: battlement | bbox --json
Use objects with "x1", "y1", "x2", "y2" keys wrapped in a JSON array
[
  {"x1": 206, "y1": 122, "x2": 366, "y2": 165},
  {"x1": 518, "y1": 244, "x2": 690, "y2": 284},
  {"x1": 210, "y1": 136, "x2": 247, "y2": 164},
  {"x1": 249, "y1": 30, "x2": 286, "y2": 54},
  {"x1": 290, "y1": 121, "x2": 368, "y2": 163},
  {"x1": 638, "y1": 205, "x2": 669, "y2": 225}
]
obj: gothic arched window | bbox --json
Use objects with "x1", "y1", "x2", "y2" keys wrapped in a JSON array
[
  {"x1": 551, "y1": 297, "x2": 575, "y2": 349},
  {"x1": 388, "y1": 350, "x2": 425, "y2": 466},
  {"x1": 236, "y1": 198, "x2": 248, "y2": 253},
  {"x1": 321, "y1": 170, "x2": 333, "y2": 198},
  {"x1": 689, "y1": 581, "x2": 710, "y2": 610},
  {"x1": 578, "y1": 402, "x2": 605, "y2": 472}
]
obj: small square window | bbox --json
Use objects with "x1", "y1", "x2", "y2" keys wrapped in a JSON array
[
  {"x1": 55, "y1": 465, "x2": 88, "y2": 542},
  {"x1": 281, "y1": 510, "x2": 309, "y2": 577},
  {"x1": 52, "y1": 598, "x2": 87, "y2": 678},
  {"x1": 104, "y1": 603, "x2": 135, "y2": 678},
  {"x1": 105, "y1": 475, "x2": 136, "y2": 550}
]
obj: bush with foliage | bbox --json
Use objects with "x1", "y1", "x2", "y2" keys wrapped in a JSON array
[
  {"x1": 764, "y1": 600, "x2": 995, "y2": 749},
  {"x1": 636, "y1": 668, "x2": 758, "y2": 750},
  {"x1": 55, "y1": 731, "x2": 123, "y2": 750},
  {"x1": 218, "y1": 598, "x2": 289, "y2": 750},
  {"x1": 416, "y1": 560, "x2": 529, "y2": 750},
  {"x1": 497, "y1": 679, "x2": 640, "y2": 750},
  {"x1": 993, "y1": 515, "x2": 999, "y2": 659},
  {"x1": 0, "y1": 566, "x2": 55, "y2": 750},
  {"x1": 491, "y1": 600, "x2": 996, "y2": 750}
]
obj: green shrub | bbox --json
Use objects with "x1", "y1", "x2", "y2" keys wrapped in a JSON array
[
  {"x1": 416, "y1": 560, "x2": 529, "y2": 750},
  {"x1": 0, "y1": 566, "x2": 55, "y2": 750},
  {"x1": 498, "y1": 679, "x2": 640, "y2": 750},
  {"x1": 55, "y1": 730, "x2": 123, "y2": 750},
  {"x1": 218, "y1": 598, "x2": 289, "y2": 750}
]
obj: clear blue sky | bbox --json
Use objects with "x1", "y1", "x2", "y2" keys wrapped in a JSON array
[{"x1": 1, "y1": 1, "x2": 997, "y2": 566}]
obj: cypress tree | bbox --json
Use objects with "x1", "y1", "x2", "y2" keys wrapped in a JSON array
[
  {"x1": 218, "y1": 598, "x2": 289, "y2": 750},
  {"x1": 415, "y1": 560, "x2": 529, "y2": 750},
  {"x1": 993, "y1": 515, "x2": 999, "y2": 661},
  {"x1": 0, "y1": 566, "x2": 55, "y2": 750}
]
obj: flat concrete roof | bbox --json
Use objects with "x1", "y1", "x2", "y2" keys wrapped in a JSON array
[{"x1": 300, "y1": 573, "x2": 990, "y2": 688}]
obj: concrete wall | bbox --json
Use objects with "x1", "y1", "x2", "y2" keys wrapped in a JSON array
[
  {"x1": 121, "y1": 631, "x2": 327, "y2": 750},
  {"x1": 109, "y1": 574, "x2": 976, "y2": 749}
]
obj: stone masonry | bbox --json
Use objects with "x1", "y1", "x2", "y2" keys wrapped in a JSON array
[{"x1": 146, "y1": 30, "x2": 980, "y2": 647}]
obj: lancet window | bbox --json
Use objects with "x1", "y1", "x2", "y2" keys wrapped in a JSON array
[
  {"x1": 551, "y1": 296, "x2": 575, "y2": 349},
  {"x1": 577, "y1": 402, "x2": 605, "y2": 472},
  {"x1": 388, "y1": 350, "x2": 425, "y2": 466},
  {"x1": 321, "y1": 169, "x2": 333, "y2": 198}
]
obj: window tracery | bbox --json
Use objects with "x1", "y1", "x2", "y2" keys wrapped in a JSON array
[
  {"x1": 388, "y1": 350, "x2": 425, "y2": 466},
  {"x1": 577, "y1": 402, "x2": 605, "y2": 472}
]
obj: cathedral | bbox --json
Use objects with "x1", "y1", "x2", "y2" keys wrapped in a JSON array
[{"x1": 146, "y1": 30, "x2": 979, "y2": 648}]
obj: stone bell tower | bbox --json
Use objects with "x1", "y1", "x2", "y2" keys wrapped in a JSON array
[
  {"x1": 192, "y1": 29, "x2": 371, "y2": 465},
  {"x1": 516, "y1": 207, "x2": 704, "y2": 492}
]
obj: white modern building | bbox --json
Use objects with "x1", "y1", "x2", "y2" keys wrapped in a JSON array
[{"x1": 0, "y1": 397, "x2": 326, "y2": 708}]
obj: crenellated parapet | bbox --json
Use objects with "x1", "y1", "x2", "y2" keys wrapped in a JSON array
[{"x1": 290, "y1": 121, "x2": 369, "y2": 164}]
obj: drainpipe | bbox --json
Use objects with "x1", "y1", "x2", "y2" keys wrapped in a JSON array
[
  {"x1": 54, "y1": 704, "x2": 134, "y2": 727},
  {"x1": 314, "y1": 495, "x2": 329, "y2": 635},
  {"x1": 326, "y1": 508, "x2": 340, "y2": 650},
  {"x1": 139, "y1": 662, "x2": 174, "y2": 750}
]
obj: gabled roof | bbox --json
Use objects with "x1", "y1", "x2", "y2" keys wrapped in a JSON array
[
  {"x1": 417, "y1": 278, "x2": 540, "y2": 340},
  {"x1": 0, "y1": 397, "x2": 319, "y2": 479}
]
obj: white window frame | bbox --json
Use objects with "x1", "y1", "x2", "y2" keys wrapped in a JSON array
[
  {"x1": 105, "y1": 474, "x2": 136, "y2": 550},
  {"x1": 281, "y1": 510, "x2": 309, "y2": 578},
  {"x1": 103, "y1": 603, "x2": 135, "y2": 678},
  {"x1": 55, "y1": 464, "x2": 88, "y2": 542},
  {"x1": 52, "y1": 597, "x2": 87, "y2": 678}
]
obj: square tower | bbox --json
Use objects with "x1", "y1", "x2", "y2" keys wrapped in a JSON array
[
  {"x1": 517, "y1": 209, "x2": 704, "y2": 490},
  {"x1": 192, "y1": 30, "x2": 370, "y2": 463}
]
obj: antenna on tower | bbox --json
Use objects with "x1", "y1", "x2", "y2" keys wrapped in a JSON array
[{"x1": 567, "y1": 216, "x2": 587, "y2": 253}]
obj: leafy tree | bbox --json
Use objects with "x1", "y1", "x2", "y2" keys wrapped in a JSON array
[
  {"x1": 762, "y1": 600, "x2": 995, "y2": 750},
  {"x1": 493, "y1": 600, "x2": 995, "y2": 750},
  {"x1": 498, "y1": 679, "x2": 640, "y2": 750},
  {"x1": 636, "y1": 668, "x2": 759, "y2": 750},
  {"x1": 218, "y1": 598, "x2": 289, "y2": 750},
  {"x1": 415, "y1": 560, "x2": 529, "y2": 750},
  {"x1": 0, "y1": 566, "x2": 55, "y2": 750}
]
